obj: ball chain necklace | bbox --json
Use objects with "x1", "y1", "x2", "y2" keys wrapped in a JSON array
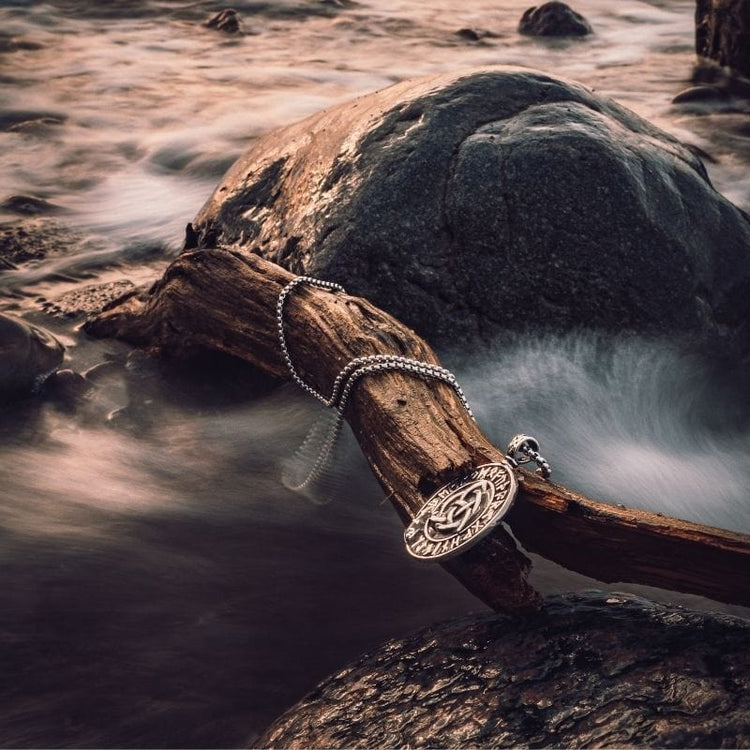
[{"x1": 277, "y1": 276, "x2": 551, "y2": 562}]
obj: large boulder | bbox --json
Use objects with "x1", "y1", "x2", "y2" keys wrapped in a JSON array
[
  {"x1": 190, "y1": 67, "x2": 750, "y2": 356},
  {"x1": 258, "y1": 593, "x2": 750, "y2": 748}
]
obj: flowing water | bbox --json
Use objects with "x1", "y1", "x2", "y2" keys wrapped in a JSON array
[{"x1": 0, "y1": 0, "x2": 749, "y2": 746}]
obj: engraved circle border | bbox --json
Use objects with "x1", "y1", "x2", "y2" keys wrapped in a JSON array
[{"x1": 404, "y1": 462, "x2": 518, "y2": 561}]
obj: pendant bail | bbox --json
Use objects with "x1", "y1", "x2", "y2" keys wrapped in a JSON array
[{"x1": 506, "y1": 434, "x2": 551, "y2": 479}]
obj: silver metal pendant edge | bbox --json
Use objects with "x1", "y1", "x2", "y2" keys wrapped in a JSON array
[{"x1": 404, "y1": 461, "x2": 518, "y2": 562}]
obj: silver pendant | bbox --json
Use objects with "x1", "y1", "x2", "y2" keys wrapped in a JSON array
[
  {"x1": 404, "y1": 435, "x2": 551, "y2": 562},
  {"x1": 404, "y1": 462, "x2": 518, "y2": 561}
]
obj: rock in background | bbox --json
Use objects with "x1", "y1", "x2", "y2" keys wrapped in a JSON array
[
  {"x1": 518, "y1": 2, "x2": 592, "y2": 37},
  {"x1": 696, "y1": 0, "x2": 750, "y2": 79},
  {"x1": 258, "y1": 593, "x2": 750, "y2": 749},
  {"x1": 190, "y1": 68, "x2": 750, "y2": 359}
]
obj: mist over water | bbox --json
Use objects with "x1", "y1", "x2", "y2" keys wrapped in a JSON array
[
  {"x1": 459, "y1": 333, "x2": 750, "y2": 533},
  {"x1": 1, "y1": 0, "x2": 749, "y2": 746}
]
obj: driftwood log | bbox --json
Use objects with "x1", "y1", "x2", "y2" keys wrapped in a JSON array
[{"x1": 86, "y1": 249, "x2": 750, "y2": 613}]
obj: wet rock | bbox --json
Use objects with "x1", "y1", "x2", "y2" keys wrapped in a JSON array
[
  {"x1": 259, "y1": 592, "x2": 750, "y2": 748},
  {"x1": 672, "y1": 85, "x2": 732, "y2": 105},
  {"x1": 0, "y1": 313, "x2": 64, "y2": 398},
  {"x1": 691, "y1": 60, "x2": 750, "y2": 101},
  {"x1": 191, "y1": 67, "x2": 750, "y2": 358},
  {"x1": 205, "y1": 9, "x2": 242, "y2": 34},
  {"x1": 670, "y1": 84, "x2": 750, "y2": 115},
  {"x1": 0, "y1": 218, "x2": 100, "y2": 267},
  {"x1": 0, "y1": 110, "x2": 65, "y2": 138},
  {"x1": 7, "y1": 118, "x2": 65, "y2": 137},
  {"x1": 42, "y1": 280, "x2": 138, "y2": 319},
  {"x1": 454, "y1": 28, "x2": 498, "y2": 42},
  {"x1": 456, "y1": 27, "x2": 481, "y2": 41},
  {"x1": 519, "y1": 2, "x2": 592, "y2": 37},
  {"x1": 696, "y1": 0, "x2": 750, "y2": 79},
  {"x1": 1, "y1": 195, "x2": 64, "y2": 217},
  {"x1": 41, "y1": 369, "x2": 93, "y2": 410},
  {"x1": 0, "y1": 220, "x2": 56, "y2": 265},
  {"x1": 0, "y1": 110, "x2": 64, "y2": 132}
]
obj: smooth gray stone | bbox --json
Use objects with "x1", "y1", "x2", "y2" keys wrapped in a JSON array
[
  {"x1": 190, "y1": 67, "x2": 750, "y2": 357},
  {"x1": 0, "y1": 313, "x2": 64, "y2": 397}
]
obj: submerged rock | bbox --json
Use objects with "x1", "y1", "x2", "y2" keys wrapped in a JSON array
[
  {"x1": 0, "y1": 313, "x2": 63, "y2": 398},
  {"x1": 190, "y1": 67, "x2": 750, "y2": 357},
  {"x1": 42, "y1": 280, "x2": 138, "y2": 319},
  {"x1": 40, "y1": 369, "x2": 93, "y2": 410},
  {"x1": 0, "y1": 110, "x2": 65, "y2": 132},
  {"x1": 0, "y1": 218, "x2": 103, "y2": 268},
  {"x1": 672, "y1": 84, "x2": 732, "y2": 105},
  {"x1": 205, "y1": 9, "x2": 242, "y2": 34},
  {"x1": 259, "y1": 593, "x2": 750, "y2": 748},
  {"x1": 518, "y1": 2, "x2": 592, "y2": 36},
  {"x1": 689, "y1": 60, "x2": 750, "y2": 102},
  {"x1": 0, "y1": 195, "x2": 64, "y2": 216},
  {"x1": 454, "y1": 28, "x2": 497, "y2": 42}
]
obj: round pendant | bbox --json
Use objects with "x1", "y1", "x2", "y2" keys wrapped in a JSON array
[{"x1": 404, "y1": 462, "x2": 518, "y2": 561}]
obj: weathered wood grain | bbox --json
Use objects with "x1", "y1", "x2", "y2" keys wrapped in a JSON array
[{"x1": 86, "y1": 249, "x2": 750, "y2": 611}]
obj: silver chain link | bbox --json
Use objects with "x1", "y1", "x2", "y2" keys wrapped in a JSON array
[
  {"x1": 276, "y1": 276, "x2": 550, "y2": 490},
  {"x1": 277, "y1": 276, "x2": 477, "y2": 489},
  {"x1": 276, "y1": 275, "x2": 346, "y2": 405},
  {"x1": 505, "y1": 434, "x2": 552, "y2": 479},
  {"x1": 277, "y1": 277, "x2": 475, "y2": 419}
]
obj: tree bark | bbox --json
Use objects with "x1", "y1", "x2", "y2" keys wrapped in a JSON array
[
  {"x1": 86, "y1": 249, "x2": 750, "y2": 612},
  {"x1": 696, "y1": 0, "x2": 750, "y2": 78}
]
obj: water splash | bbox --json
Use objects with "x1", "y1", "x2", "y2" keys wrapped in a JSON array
[{"x1": 457, "y1": 332, "x2": 750, "y2": 533}]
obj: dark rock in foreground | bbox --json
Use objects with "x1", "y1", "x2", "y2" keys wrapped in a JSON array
[
  {"x1": 259, "y1": 592, "x2": 750, "y2": 749},
  {"x1": 191, "y1": 67, "x2": 750, "y2": 357},
  {"x1": 519, "y1": 2, "x2": 592, "y2": 37},
  {"x1": 0, "y1": 313, "x2": 63, "y2": 398}
]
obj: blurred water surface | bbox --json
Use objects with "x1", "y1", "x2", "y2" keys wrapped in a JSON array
[{"x1": 0, "y1": 0, "x2": 749, "y2": 746}]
